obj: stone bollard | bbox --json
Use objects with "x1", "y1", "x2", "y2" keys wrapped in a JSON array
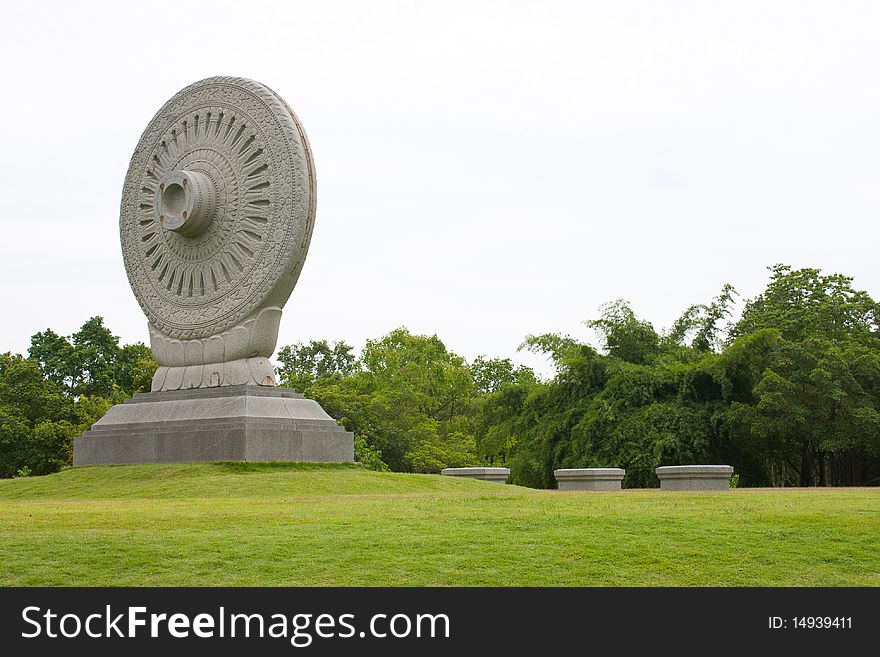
[
  {"x1": 554, "y1": 468, "x2": 625, "y2": 491},
  {"x1": 440, "y1": 467, "x2": 510, "y2": 483},
  {"x1": 655, "y1": 465, "x2": 734, "y2": 491}
]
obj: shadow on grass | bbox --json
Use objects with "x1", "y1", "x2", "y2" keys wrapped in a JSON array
[{"x1": 207, "y1": 461, "x2": 365, "y2": 475}]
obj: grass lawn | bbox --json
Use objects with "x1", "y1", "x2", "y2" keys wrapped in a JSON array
[{"x1": 0, "y1": 462, "x2": 877, "y2": 586}]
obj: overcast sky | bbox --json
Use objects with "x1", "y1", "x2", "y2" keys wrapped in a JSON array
[{"x1": 1, "y1": 1, "x2": 878, "y2": 377}]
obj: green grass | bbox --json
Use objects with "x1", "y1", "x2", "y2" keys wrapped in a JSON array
[{"x1": 1, "y1": 463, "x2": 878, "y2": 586}]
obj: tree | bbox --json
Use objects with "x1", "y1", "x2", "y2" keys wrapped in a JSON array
[
  {"x1": 356, "y1": 328, "x2": 478, "y2": 471},
  {"x1": 276, "y1": 340, "x2": 356, "y2": 391},
  {"x1": 500, "y1": 292, "x2": 752, "y2": 487},
  {"x1": 470, "y1": 355, "x2": 536, "y2": 395},
  {"x1": 0, "y1": 318, "x2": 155, "y2": 478},
  {"x1": 665, "y1": 284, "x2": 737, "y2": 352},
  {"x1": 722, "y1": 335, "x2": 880, "y2": 486},
  {"x1": 277, "y1": 328, "x2": 481, "y2": 473},
  {"x1": 0, "y1": 353, "x2": 76, "y2": 477},
  {"x1": 275, "y1": 333, "x2": 547, "y2": 476},
  {"x1": 520, "y1": 333, "x2": 581, "y2": 367},
  {"x1": 473, "y1": 360, "x2": 540, "y2": 464},
  {"x1": 723, "y1": 265, "x2": 880, "y2": 485},
  {"x1": 28, "y1": 317, "x2": 156, "y2": 400},
  {"x1": 587, "y1": 300, "x2": 661, "y2": 364},
  {"x1": 729, "y1": 264, "x2": 880, "y2": 344}
]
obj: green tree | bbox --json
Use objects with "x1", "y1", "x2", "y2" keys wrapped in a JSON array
[
  {"x1": 665, "y1": 284, "x2": 737, "y2": 352},
  {"x1": 520, "y1": 333, "x2": 581, "y2": 367},
  {"x1": 356, "y1": 328, "x2": 478, "y2": 471},
  {"x1": 501, "y1": 294, "x2": 746, "y2": 488},
  {"x1": 0, "y1": 353, "x2": 77, "y2": 477},
  {"x1": 277, "y1": 328, "x2": 481, "y2": 473},
  {"x1": 1, "y1": 318, "x2": 155, "y2": 478},
  {"x1": 276, "y1": 340, "x2": 356, "y2": 391},
  {"x1": 28, "y1": 317, "x2": 156, "y2": 400},
  {"x1": 723, "y1": 265, "x2": 880, "y2": 485},
  {"x1": 729, "y1": 264, "x2": 880, "y2": 344},
  {"x1": 587, "y1": 300, "x2": 661, "y2": 364},
  {"x1": 470, "y1": 355, "x2": 536, "y2": 394}
]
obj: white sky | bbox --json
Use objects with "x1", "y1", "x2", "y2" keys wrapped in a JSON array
[{"x1": 1, "y1": 1, "x2": 878, "y2": 377}]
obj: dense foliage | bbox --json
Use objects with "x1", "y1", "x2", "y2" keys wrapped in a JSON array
[
  {"x1": 277, "y1": 329, "x2": 486, "y2": 472},
  {"x1": 278, "y1": 265, "x2": 880, "y2": 486},
  {"x1": 2, "y1": 265, "x2": 879, "y2": 486},
  {"x1": 488, "y1": 266, "x2": 880, "y2": 487},
  {"x1": 0, "y1": 318, "x2": 155, "y2": 478}
]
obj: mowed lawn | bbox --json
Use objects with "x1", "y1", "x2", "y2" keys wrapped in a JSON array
[{"x1": 0, "y1": 463, "x2": 878, "y2": 586}]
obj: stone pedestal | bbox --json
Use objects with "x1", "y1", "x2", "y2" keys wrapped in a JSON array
[
  {"x1": 73, "y1": 385, "x2": 354, "y2": 466},
  {"x1": 655, "y1": 465, "x2": 734, "y2": 491},
  {"x1": 440, "y1": 467, "x2": 510, "y2": 483},
  {"x1": 554, "y1": 468, "x2": 625, "y2": 491}
]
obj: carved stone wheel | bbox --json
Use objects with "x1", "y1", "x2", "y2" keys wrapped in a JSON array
[{"x1": 120, "y1": 77, "x2": 316, "y2": 341}]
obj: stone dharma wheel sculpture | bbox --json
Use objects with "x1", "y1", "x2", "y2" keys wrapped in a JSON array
[
  {"x1": 120, "y1": 76, "x2": 315, "y2": 392},
  {"x1": 74, "y1": 78, "x2": 353, "y2": 466}
]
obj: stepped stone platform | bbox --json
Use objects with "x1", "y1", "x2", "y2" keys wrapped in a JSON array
[
  {"x1": 554, "y1": 468, "x2": 626, "y2": 491},
  {"x1": 655, "y1": 465, "x2": 734, "y2": 491},
  {"x1": 440, "y1": 467, "x2": 510, "y2": 483},
  {"x1": 73, "y1": 385, "x2": 354, "y2": 466}
]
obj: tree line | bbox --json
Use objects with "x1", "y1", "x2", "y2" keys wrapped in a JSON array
[{"x1": 2, "y1": 264, "x2": 879, "y2": 486}]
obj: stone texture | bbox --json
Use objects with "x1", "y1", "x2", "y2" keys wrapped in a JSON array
[
  {"x1": 119, "y1": 77, "x2": 317, "y2": 391},
  {"x1": 554, "y1": 468, "x2": 625, "y2": 491},
  {"x1": 440, "y1": 467, "x2": 510, "y2": 483},
  {"x1": 74, "y1": 385, "x2": 354, "y2": 466},
  {"x1": 655, "y1": 465, "x2": 734, "y2": 491}
]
